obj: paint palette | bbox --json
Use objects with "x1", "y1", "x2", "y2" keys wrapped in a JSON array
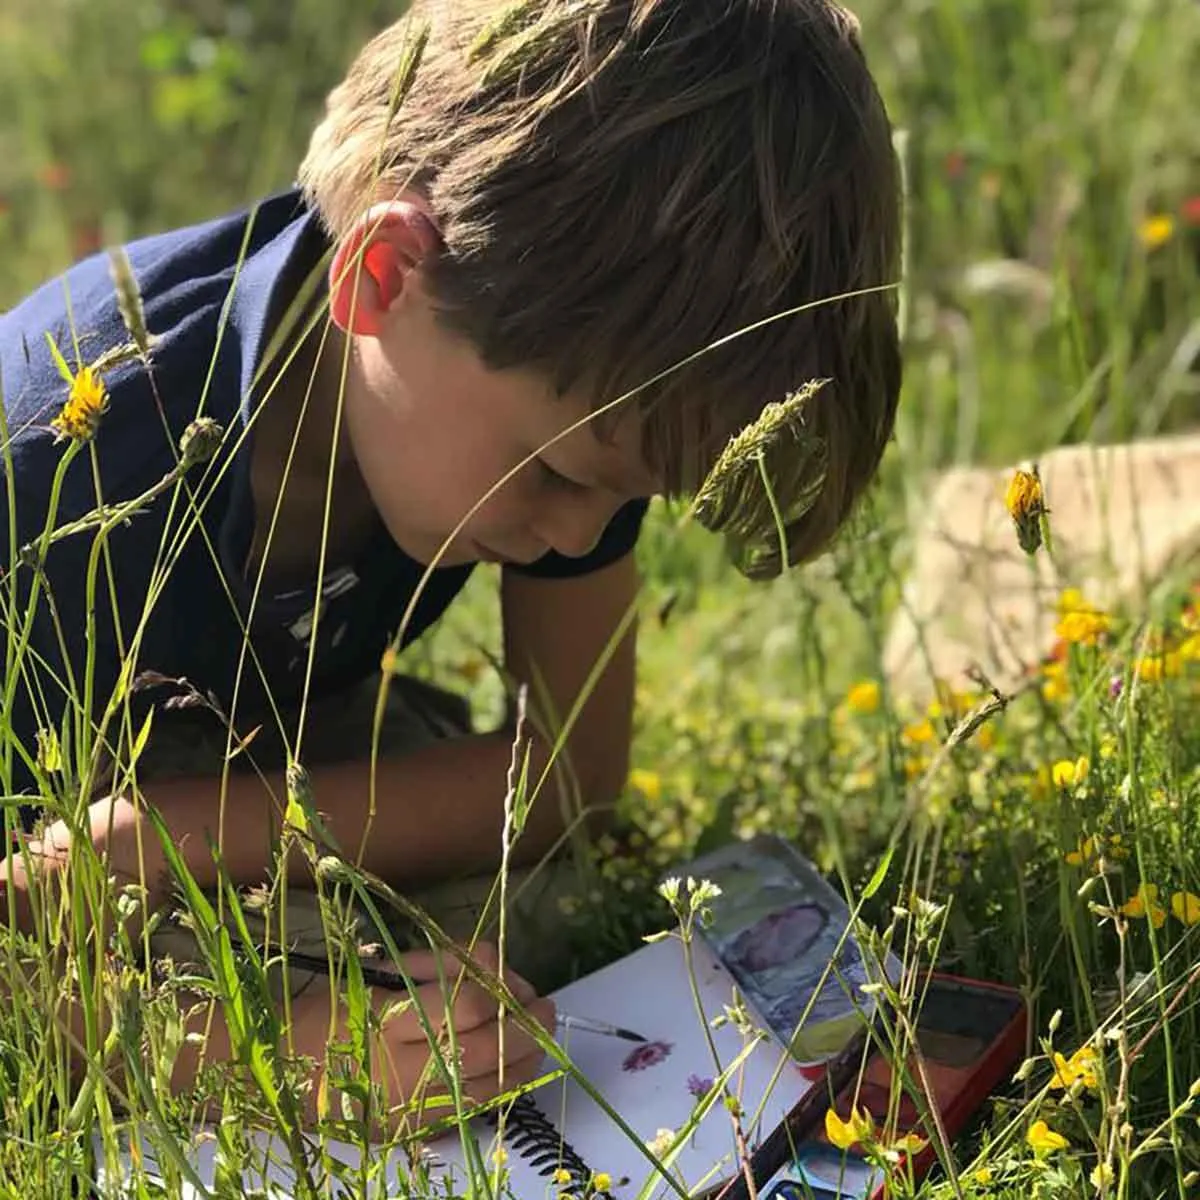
[
  {"x1": 753, "y1": 974, "x2": 1027, "y2": 1199},
  {"x1": 674, "y1": 835, "x2": 902, "y2": 1065}
]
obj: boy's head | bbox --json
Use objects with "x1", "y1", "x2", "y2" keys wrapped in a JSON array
[{"x1": 297, "y1": 0, "x2": 901, "y2": 574}]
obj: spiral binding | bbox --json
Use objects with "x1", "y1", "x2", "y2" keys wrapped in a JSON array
[{"x1": 487, "y1": 1096, "x2": 614, "y2": 1197}]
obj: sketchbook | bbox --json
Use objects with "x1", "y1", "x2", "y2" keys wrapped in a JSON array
[{"x1": 95, "y1": 845, "x2": 886, "y2": 1199}]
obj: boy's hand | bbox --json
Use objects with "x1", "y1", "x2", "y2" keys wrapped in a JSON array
[
  {"x1": 293, "y1": 940, "x2": 555, "y2": 1135},
  {"x1": 1, "y1": 795, "x2": 170, "y2": 939}
]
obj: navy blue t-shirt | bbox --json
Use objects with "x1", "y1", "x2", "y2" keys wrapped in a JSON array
[{"x1": 0, "y1": 188, "x2": 646, "y2": 811}]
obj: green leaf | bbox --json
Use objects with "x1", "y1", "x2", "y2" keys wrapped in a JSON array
[
  {"x1": 861, "y1": 841, "x2": 896, "y2": 901},
  {"x1": 43, "y1": 331, "x2": 76, "y2": 384}
]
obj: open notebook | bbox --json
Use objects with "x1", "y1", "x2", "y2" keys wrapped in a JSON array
[{"x1": 96, "y1": 935, "x2": 830, "y2": 1199}]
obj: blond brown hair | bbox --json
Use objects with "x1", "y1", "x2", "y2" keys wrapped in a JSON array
[{"x1": 299, "y1": 0, "x2": 902, "y2": 574}]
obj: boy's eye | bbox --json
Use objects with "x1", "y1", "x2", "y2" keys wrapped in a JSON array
[{"x1": 537, "y1": 457, "x2": 587, "y2": 491}]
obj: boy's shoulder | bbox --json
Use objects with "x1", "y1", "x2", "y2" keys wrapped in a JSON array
[{"x1": 1, "y1": 189, "x2": 322, "y2": 462}]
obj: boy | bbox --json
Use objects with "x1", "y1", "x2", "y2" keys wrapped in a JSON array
[{"x1": 0, "y1": 0, "x2": 900, "y2": 1132}]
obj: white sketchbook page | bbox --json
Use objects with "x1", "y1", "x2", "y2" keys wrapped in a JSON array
[
  {"x1": 93, "y1": 937, "x2": 813, "y2": 1199},
  {"x1": 432, "y1": 935, "x2": 815, "y2": 1200}
]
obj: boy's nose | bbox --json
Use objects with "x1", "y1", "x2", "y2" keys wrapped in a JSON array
[{"x1": 537, "y1": 497, "x2": 615, "y2": 560}]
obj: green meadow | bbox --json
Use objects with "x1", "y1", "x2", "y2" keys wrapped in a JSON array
[{"x1": 2, "y1": 0, "x2": 1199, "y2": 1196}]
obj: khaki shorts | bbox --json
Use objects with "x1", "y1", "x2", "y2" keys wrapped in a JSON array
[{"x1": 139, "y1": 675, "x2": 581, "y2": 994}]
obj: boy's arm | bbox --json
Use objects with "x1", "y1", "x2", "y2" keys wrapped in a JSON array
[
  {"x1": 2, "y1": 556, "x2": 639, "y2": 911},
  {"x1": 499, "y1": 550, "x2": 640, "y2": 843},
  {"x1": 163, "y1": 552, "x2": 639, "y2": 888}
]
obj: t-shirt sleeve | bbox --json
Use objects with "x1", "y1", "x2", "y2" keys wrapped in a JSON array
[
  {"x1": 0, "y1": 274, "x2": 204, "y2": 818},
  {"x1": 506, "y1": 497, "x2": 650, "y2": 580}
]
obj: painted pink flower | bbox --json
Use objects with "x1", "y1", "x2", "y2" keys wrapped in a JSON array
[{"x1": 623, "y1": 1040, "x2": 673, "y2": 1072}]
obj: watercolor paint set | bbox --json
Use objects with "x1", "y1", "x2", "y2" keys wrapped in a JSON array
[
  {"x1": 747, "y1": 973, "x2": 1028, "y2": 1200},
  {"x1": 98, "y1": 834, "x2": 1023, "y2": 1200}
]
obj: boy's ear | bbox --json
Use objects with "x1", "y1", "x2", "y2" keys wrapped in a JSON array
[{"x1": 328, "y1": 202, "x2": 441, "y2": 337}]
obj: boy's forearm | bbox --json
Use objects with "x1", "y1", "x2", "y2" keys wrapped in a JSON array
[{"x1": 151, "y1": 729, "x2": 599, "y2": 895}]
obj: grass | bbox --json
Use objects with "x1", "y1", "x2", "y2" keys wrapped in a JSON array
[{"x1": 2, "y1": 0, "x2": 1200, "y2": 1197}]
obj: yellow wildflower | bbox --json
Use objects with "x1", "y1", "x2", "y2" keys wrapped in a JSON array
[
  {"x1": 1065, "y1": 836, "x2": 1096, "y2": 867},
  {"x1": 51, "y1": 365, "x2": 109, "y2": 442},
  {"x1": 1056, "y1": 588, "x2": 1090, "y2": 614},
  {"x1": 1003, "y1": 467, "x2": 1046, "y2": 555},
  {"x1": 1051, "y1": 756, "x2": 1089, "y2": 788},
  {"x1": 903, "y1": 719, "x2": 936, "y2": 746},
  {"x1": 825, "y1": 1105, "x2": 875, "y2": 1150},
  {"x1": 1134, "y1": 652, "x2": 1182, "y2": 684},
  {"x1": 1171, "y1": 891, "x2": 1200, "y2": 926},
  {"x1": 591, "y1": 1172, "x2": 613, "y2": 1193},
  {"x1": 1138, "y1": 213, "x2": 1174, "y2": 250},
  {"x1": 1180, "y1": 634, "x2": 1200, "y2": 663},
  {"x1": 628, "y1": 768, "x2": 662, "y2": 803},
  {"x1": 1055, "y1": 610, "x2": 1110, "y2": 646},
  {"x1": 890, "y1": 1132, "x2": 927, "y2": 1156},
  {"x1": 846, "y1": 680, "x2": 881, "y2": 715},
  {"x1": 1049, "y1": 1045, "x2": 1100, "y2": 1092},
  {"x1": 1120, "y1": 883, "x2": 1167, "y2": 929},
  {"x1": 553, "y1": 1169, "x2": 573, "y2": 1186},
  {"x1": 1026, "y1": 1119, "x2": 1069, "y2": 1155},
  {"x1": 972, "y1": 1166, "x2": 994, "y2": 1185},
  {"x1": 1042, "y1": 660, "x2": 1070, "y2": 702}
]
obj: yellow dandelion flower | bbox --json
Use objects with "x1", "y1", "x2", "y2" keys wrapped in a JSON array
[
  {"x1": 1171, "y1": 891, "x2": 1200, "y2": 926},
  {"x1": 1026, "y1": 1119, "x2": 1069, "y2": 1155},
  {"x1": 825, "y1": 1105, "x2": 875, "y2": 1150},
  {"x1": 1138, "y1": 213, "x2": 1174, "y2": 250},
  {"x1": 846, "y1": 680, "x2": 881, "y2": 715},
  {"x1": 1055, "y1": 610, "x2": 1110, "y2": 646},
  {"x1": 1120, "y1": 883, "x2": 1166, "y2": 928},
  {"x1": 51, "y1": 365, "x2": 109, "y2": 443},
  {"x1": 1051, "y1": 756, "x2": 1089, "y2": 788},
  {"x1": 628, "y1": 768, "x2": 662, "y2": 803},
  {"x1": 1003, "y1": 467, "x2": 1046, "y2": 555}
]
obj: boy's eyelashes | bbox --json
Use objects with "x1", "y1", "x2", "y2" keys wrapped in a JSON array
[{"x1": 536, "y1": 456, "x2": 589, "y2": 492}]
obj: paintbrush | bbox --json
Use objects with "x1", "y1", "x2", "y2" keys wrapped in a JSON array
[{"x1": 279, "y1": 948, "x2": 647, "y2": 1043}]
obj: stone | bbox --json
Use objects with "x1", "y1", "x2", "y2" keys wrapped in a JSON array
[{"x1": 883, "y1": 432, "x2": 1200, "y2": 699}]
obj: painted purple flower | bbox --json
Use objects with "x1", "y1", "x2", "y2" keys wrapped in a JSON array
[
  {"x1": 622, "y1": 1040, "x2": 673, "y2": 1072},
  {"x1": 687, "y1": 1073, "x2": 714, "y2": 1098},
  {"x1": 1110, "y1": 674, "x2": 1124, "y2": 699}
]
